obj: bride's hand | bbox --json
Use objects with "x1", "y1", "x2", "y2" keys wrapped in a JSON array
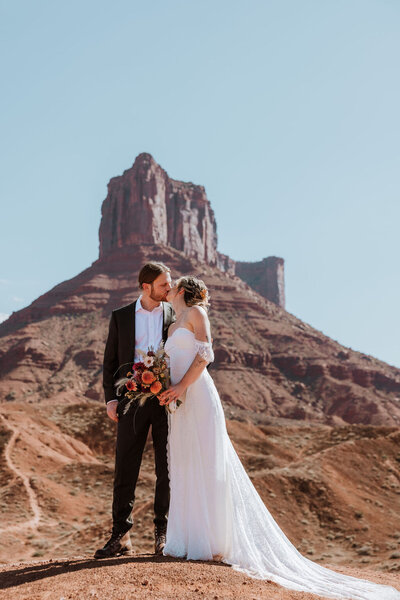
[{"x1": 159, "y1": 382, "x2": 186, "y2": 405}]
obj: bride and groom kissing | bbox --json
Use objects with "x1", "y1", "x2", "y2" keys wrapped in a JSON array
[{"x1": 95, "y1": 261, "x2": 400, "y2": 600}]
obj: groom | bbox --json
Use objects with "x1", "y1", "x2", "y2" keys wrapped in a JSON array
[{"x1": 95, "y1": 262, "x2": 175, "y2": 558}]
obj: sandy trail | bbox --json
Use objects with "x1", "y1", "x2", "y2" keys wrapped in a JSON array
[{"x1": 0, "y1": 415, "x2": 42, "y2": 534}]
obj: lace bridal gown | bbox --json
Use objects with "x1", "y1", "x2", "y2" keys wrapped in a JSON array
[{"x1": 163, "y1": 327, "x2": 400, "y2": 600}]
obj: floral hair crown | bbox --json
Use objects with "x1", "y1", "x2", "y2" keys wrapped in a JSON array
[{"x1": 200, "y1": 288, "x2": 207, "y2": 299}]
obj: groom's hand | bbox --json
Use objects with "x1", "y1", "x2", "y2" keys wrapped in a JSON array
[{"x1": 106, "y1": 400, "x2": 119, "y2": 422}]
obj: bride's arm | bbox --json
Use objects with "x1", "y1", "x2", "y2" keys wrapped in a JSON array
[{"x1": 159, "y1": 306, "x2": 212, "y2": 405}]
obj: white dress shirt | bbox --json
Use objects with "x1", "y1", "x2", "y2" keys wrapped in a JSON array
[
  {"x1": 107, "y1": 296, "x2": 164, "y2": 405},
  {"x1": 134, "y1": 295, "x2": 164, "y2": 363}
]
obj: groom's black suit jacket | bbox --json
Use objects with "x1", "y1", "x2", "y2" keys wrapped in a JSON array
[{"x1": 103, "y1": 299, "x2": 176, "y2": 404}]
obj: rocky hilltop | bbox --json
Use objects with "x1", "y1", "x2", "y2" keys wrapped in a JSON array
[{"x1": 98, "y1": 152, "x2": 284, "y2": 306}]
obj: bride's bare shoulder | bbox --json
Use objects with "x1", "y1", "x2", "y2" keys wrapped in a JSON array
[
  {"x1": 187, "y1": 305, "x2": 210, "y2": 340},
  {"x1": 187, "y1": 304, "x2": 208, "y2": 322}
]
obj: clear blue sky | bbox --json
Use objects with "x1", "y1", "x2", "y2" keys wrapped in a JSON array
[{"x1": 1, "y1": 0, "x2": 399, "y2": 368}]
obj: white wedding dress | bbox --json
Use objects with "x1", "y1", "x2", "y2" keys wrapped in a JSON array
[{"x1": 163, "y1": 328, "x2": 400, "y2": 600}]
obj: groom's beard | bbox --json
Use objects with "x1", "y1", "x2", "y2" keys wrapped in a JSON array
[{"x1": 150, "y1": 287, "x2": 168, "y2": 303}]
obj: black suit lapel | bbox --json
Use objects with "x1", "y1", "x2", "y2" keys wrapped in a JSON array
[
  {"x1": 162, "y1": 302, "x2": 175, "y2": 342},
  {"x1": 130, "y1": 300, "x2": 137, "y2": 363},
  {"x1": 162, "y1": 302, "x2": 169, "y2": 342}
]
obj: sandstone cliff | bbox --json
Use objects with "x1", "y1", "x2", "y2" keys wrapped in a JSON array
[
  {"x1": 98, "y1": 153, "x2": 218, "y2": 266},
  {"x1": 98, "y1": 152, "x2": 284, "y2": 307}
]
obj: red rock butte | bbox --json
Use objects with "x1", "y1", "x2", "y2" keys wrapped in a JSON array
[{"x1": 98, "y1": 152, "x2": 285, "y2": 308}]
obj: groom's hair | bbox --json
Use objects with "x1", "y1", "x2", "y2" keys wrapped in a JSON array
[{"x1": 138, "y1": 262, "x2": 171, "y2": 289}]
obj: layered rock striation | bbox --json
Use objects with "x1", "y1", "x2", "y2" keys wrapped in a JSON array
[{"x1": 99, "y1": 153, "x2": 218, "y2": 265}]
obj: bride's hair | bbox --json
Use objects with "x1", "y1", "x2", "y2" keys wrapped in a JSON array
[{"x1": 176, "y1": 276, "x2": 210, "y2": 310}]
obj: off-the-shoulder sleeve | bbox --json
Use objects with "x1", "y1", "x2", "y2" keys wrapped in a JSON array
[{"x1": 194, "y1": 339, "x2": 214, "y2": 363}]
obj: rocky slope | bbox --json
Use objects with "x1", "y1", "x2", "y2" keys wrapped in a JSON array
[
  {"x1": 0, "y1": 240, "x2": 399, "y2": 425},
  {"x1": 0, "y1": 400, "x2": 399, "y2": 574}
]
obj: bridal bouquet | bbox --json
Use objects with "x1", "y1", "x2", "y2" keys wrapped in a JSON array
[{"x1": 115, "y1": 346, "x2": 170, "y2": 415}]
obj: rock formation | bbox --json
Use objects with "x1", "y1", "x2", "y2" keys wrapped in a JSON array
[
  {"x1": 236, "y1": 257, "x2": 285, "y2": 309},
  {"x1": 99, "y1": 153, "x2": 218, "y2": 265},
  {"x1": 98, "y1": 152, "x2": 284, "y2": 307}
]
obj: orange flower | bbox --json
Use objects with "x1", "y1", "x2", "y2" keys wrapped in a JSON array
[
  {"x1": 126, "y1": 379, "x2": 137, "y2": 391},
  {"x1": 150, "y1": 380, "x2": 162, "y2": 394},
  {"x1": 142, "y1": 370, "x2": 156, "y2": 385}
]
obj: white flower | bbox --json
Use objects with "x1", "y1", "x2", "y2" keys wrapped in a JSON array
[{"x1": 144, "y1": 356, "x2": 154, "y2": 368}]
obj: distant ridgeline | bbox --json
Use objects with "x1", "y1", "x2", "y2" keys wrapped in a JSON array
[{"x1": 99, "y1": 152, "x2": 285, "y2": 308}]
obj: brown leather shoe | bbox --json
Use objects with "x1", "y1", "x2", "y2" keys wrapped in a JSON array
[
  {"x1": 154, "y1": 524, "x2": 167, "y2": 555},
  {"x1": 94, "y1": 530, "x2": 133, "y2": 559}
]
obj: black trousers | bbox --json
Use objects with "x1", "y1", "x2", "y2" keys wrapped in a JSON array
[{"x1": 112, "y1": 396, "x2": 169, "y2": 534}]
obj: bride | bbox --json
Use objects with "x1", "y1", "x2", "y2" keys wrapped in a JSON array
[{"x1": 158, "y1": 276, "x2": 400, "y2": 600}]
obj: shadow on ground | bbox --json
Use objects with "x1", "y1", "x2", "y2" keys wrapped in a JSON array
[{"x1": 0, "y1": 555, "x2": 229, "y2": 591}]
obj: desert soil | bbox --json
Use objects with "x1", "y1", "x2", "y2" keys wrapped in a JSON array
[{"x1": 0, "y1": 553, "x2": 399, "y2": 600}]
